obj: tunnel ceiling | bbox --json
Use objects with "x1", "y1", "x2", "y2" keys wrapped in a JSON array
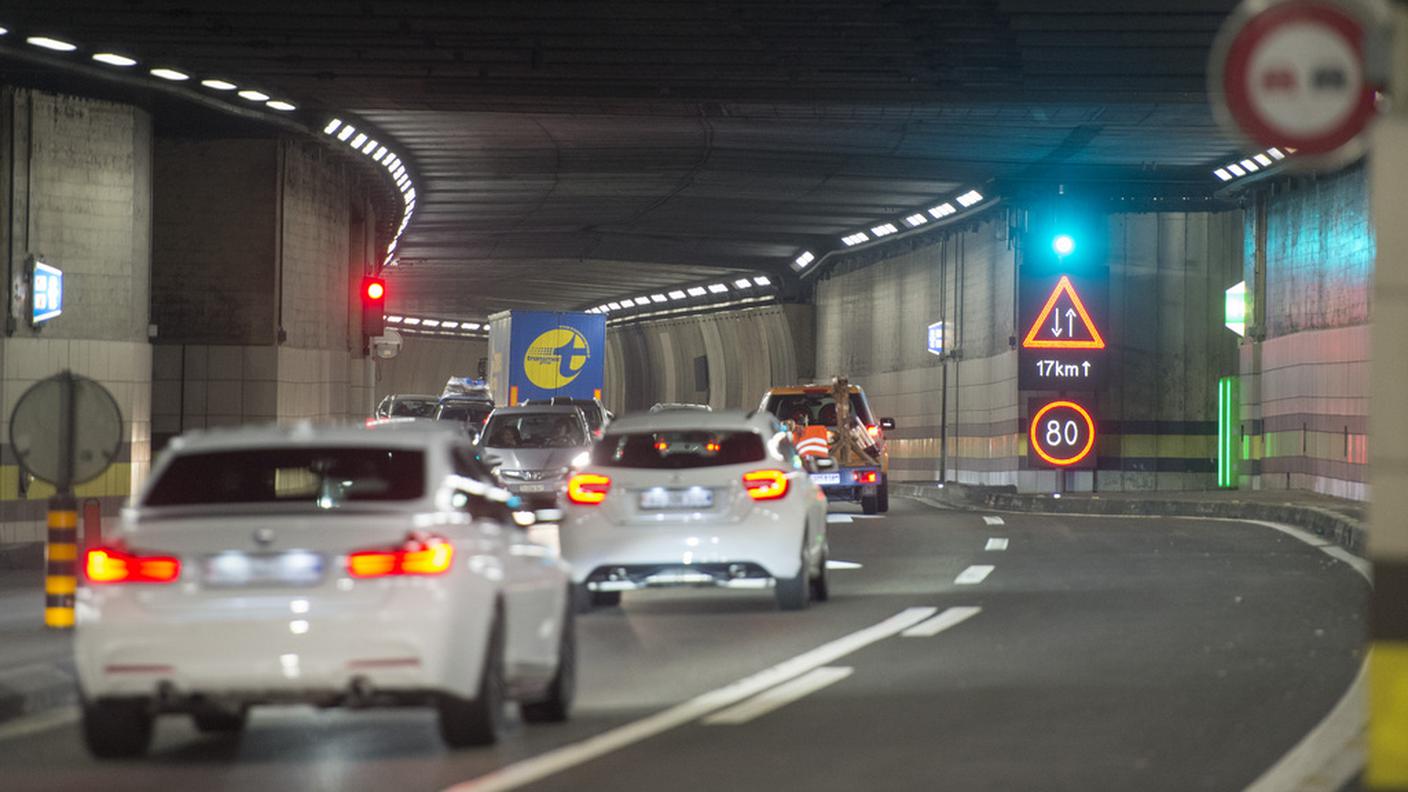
[{"x1": 8, "y1": 1, "x2": 1246, "y2": 317}]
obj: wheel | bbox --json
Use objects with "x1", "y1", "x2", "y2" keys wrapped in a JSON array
[
  {"x1": 82, "y1": 698, "x2": 154, "y2": 759},
  {"x1": 192, "y1": 706, "x2": 248, "y2": 735},
  {"x1": 861, "y1": 492, "x2": 879, "y2": 514},
  {"x1": 810, "y1": 548, "x2": 830, "y2": 603},
  {"x1": 877, "y1": 474, "x2": 890, "y2": 513},
  {"x1": 438, "y1": 607, "x2": 507, "y2": 748},
  {"x1": 521, "y1": 591, "x2": 577, "y2": 724},
  {"x1": 775, "y1": 544, "x2": 812, "y2": 611}
]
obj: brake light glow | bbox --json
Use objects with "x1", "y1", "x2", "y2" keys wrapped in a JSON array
[
  {"x1": 743, "y1": 469, "x2": 790, "y2": 500},
  {"x1": 567, "y1": 473, "x2": 611, "y2": 505},
  {"x1": 348, "y1": 534, "x2": 454, "y2": 578},
  {"x1": 84, "y1": 547, "x2": 181, "y2": 584},
  {"x1": 854, "y1": 470, "x2": 878, "y2": 485},
  {"x1": 866, "y1": 424, "x2": 880, "y2": 439}
]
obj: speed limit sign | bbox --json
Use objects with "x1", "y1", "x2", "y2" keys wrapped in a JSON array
[{"x1": 1028, "y1": 399, "x2": 1098, "y2": 469}]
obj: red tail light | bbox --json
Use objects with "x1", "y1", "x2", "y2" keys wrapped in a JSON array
[
  {"x1": 743, "y1": 469, "x2": 790, "y2": 500},
  {"x1": 567, "y1": 473, "x2": 611, "y2": 505},
  {"x1": 854, "y1": 470, "x2": 878, "y2": 485},
  {"x1": 84, "y1": 547, "x2": 181, "y2": 584},
  {"x1": 348, "y1": 533, "x2": 454, "y2": 578},
  {"x1": 866, "y1": 424, "x2": 881, "y2": 439}
]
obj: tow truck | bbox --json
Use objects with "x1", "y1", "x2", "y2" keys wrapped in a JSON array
[{"x1": 759, "y1": 378, "x2": 894, "y2": 514}]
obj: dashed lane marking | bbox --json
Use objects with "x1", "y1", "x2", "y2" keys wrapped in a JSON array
[
  {"x1": 901, "y1": 606, "x2": 983, "y2": 638},
  {"x1": 825, "y1": 560, "x2": 863, "y2": 570},
  {"x1": 985, "y1": 538, "x2": 1009, "y2": 551},
  {"x1": 982, "y1": 516, "x2": 1005, "y2": 526},
  {"x1": 702, "y1": 667, "x2": 854, "y2": 725},
  {"x1": 443, "y1": 607, "x2": 938, "y2": 792},
  {"x1": 954, "y1": 565, "x2": 995, "y2": 585},
  {"x1": 826, "y1": 515, "x2": 853, "y2": 524}
]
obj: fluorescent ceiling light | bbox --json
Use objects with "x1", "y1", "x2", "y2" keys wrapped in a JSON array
[
  {"x1": 956, "y1": 190, "x2": 983, "y2": 207},
  {"x1": 336, "y1": 125, "x2": 356, "y2": 141},
  {"x1": 707, "y1": 283, "x2": 728, "y2": 294},
  {"x1": 871, "y1": 223, "x2": 897, "y2": 237},
  {"x1": 361, "y1": 139, "x2": 378, "y2": 154},
  {"x1": 372, "y1": 146, "x2": 388, "y2": 162},
  {"x1": 1268, "y1": 148, "x2": 1286, "y2": 160},
  {"x1": 668, "y1": 290, "x2": 687, "y2": 300},
  {"x1": 440, "y1": 321, "x2": 459, "y2": 329},
  {"x1": 607, "y1": 302, "x2": 622, "y2": 310},
  {"x1": 842, "y1": 232, "x2": 869, "y2": 246},
  {"x1": 92, "y1": 53, "x2": 137, "y2": 67},
  {"x1": 647, "y1": 294, "x2": 666, "y2": 304},
  {"x1": 403, "y1": 317, "x2": 422, "y2": 326},
  {"x1": 238, "y1": 89, "x2": 269, "y2": 102},
  {"x1": 904, "y1": 213, "x2": 928, "y2": 226},
  {"x1": 1253, "y1": 153, "x2": 1273, "y2": 167},
  {"x1": 928, "y1": 203, "x2": 956, "y2": 219},
  {"x1": 463, "y1": 323, "x2": 480, "y2": 330},
  {"x1": 687, "y1": 287, "x2": 707, "y2": 297},
  {"x1": 1214, "y1": 168, "x2": 1233, "y2": 182},
  {"x1": 350, "y1": 132, "x2": 368, "y2": 148},
  {"x1": 422, "y1": 319, "x2": 441, "y2": 327},
  {"x1": 28, "y1": 36, "x2": 77, "y2": 52},
  {"x1": 0, "y1": 28, "x2": 8, "y2": 35},
  {"x1": 619, "y1": 298, "x2": 637, "y2": 308},
  {"x1": 753, "y1": 276, "x2": 771, "y2": 286},
  {"x1": 734, "y1": 278, "x2": 752, "y2": 289},
  {"x1": 385, "y1": 315, "x2": 403, "y2": 323},
  {"x1": 794, "y1": 251, "x2": 814, "y2": 268},
  {"x1": 1240, "y1": 158, "x2": 1259, "y2": 172},
  {"x1": 151, "y1": 68, "x2": 190, "y2": 81},
  {"x1": 1227, "y1": 163, "x2": 1246, "y2": 177},
  {"x1": 267, "y1": 100, "x2": 296, "y2": 112},
  {"x1": 203, "y1": 79, "x2": 238, "y2": 91}
]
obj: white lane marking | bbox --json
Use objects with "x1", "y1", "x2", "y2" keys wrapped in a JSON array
[
  {"x1": 985, "y1": 537, "x2": 1009, "y2": 551},
  {"x1": 1245, "y1": 520, "x2": 1373, "y2": 584},
  {"x1": 443, "y1": 607, "x2": 938, "y2": 792},
  {"x1": 1243, "y1": 658, "x2": 1367, "y2": 792},
  {"x1": 826, "y1": 514, "x2": 854, "y2": 524},
  {"x1": 0, "y1": 706, "x2": 77, "y2": 742},
  {"x1": 825, "y1": 560, "x2": 863, "y2": 570},
  {"x1": 851, "y1": 515, "x2": 884, "y2": 520},
  {"x1": 1321, "y1": 546, "x2": 1372, "y2": 582},
  {"x1": 982, "y1": 515, "x2": 1004, "y2": 526},
  {"x1": 954, "y1": 565, "x2": 994, "y2": 585},
  {"x1": 702, "y1": 667, "x2": 853, "y2": 725},
  {"x1": 901, "y1": 606, "x2": 983, "y2": 638}
]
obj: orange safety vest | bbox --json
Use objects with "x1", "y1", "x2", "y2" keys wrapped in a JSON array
[{"x1": 794, "y1": 426, "x2": 831, "y2": 458}]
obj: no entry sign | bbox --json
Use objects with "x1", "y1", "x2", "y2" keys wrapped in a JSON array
[{"x1": 1210, "y1": 0, "x2": 1383, "y2": 157}]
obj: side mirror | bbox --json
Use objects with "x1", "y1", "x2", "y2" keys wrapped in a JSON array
[{"x1": 880, "y1": 417, "x2": 896, "y2": 430}]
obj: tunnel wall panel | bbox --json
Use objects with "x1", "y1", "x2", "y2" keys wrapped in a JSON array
[{"x1": 375, "y1": 336, "x2": 489, "y2": 402}]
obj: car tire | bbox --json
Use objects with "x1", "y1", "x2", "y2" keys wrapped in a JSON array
[
  {"x1": 878, "y1": 475, "x2": 890, "y2": 513},
  {"x1": 82, "y1": 698, "x2": 155, "y2": 759},
  {"x1": 192, "y1": 706, "x2": 248, "y2": 735},
  {"x1": 810, "y1": 548, "x2": 830, "y2": 603},
  {"x1": 861, "y1": 492, "x2": 880, "y2": 514},
  {"x1": 775, "y1": 545, "x2": 812, "y2": 611},
  {"x1": 521, "y1": 592, "x2": 576, "y2": 724},
  {"x1": 438, "y1": 606, "x2": 507, "y2": 748}
]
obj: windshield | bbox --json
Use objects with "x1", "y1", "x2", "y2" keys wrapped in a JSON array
[
  {"x1": 591, "y1": 430, "x2": 766, "y2": 469},
  {"x1": 437, "y1": 402, "x2": 493, "y2": 424},
  {"x1": 765, "y1": 393, "x2": 873, "y2": 427},
  {"x1": 144, "y1": 447, "x2": 425, "y2": 507},
  {"x1": 483, "y1": 412, "x2": 587, "y2": 448},
  {"x1": 390, "y1": 398, "x2": 438, "y2": 418},
  {"x1": 525, "y1": 399, "x2": 603, "y2": 432}
]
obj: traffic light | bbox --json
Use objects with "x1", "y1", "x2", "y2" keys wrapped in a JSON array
[
  {"x1": 361, "y1": 276, "x2": 386, "y2": 341},
  {"x1": 1024, "y1": 193, "x2": 1103, "y2": 274}
]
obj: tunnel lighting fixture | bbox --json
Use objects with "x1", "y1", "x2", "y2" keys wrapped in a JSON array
[
  {"x1": 422, "y1": 319, "x2": 441, "y2": 327},
  {"x1": 324, "y1": 118, "x2": 343, "y2": 135},
  {"x1": 707, "y1": 283, "x2": 729, "y2": 294},
  {"x1": 440, "y1": 321, "x2": 460, "y2": 329},
  {"x1": 151, "y1": 68, "x2": 190, "y2": 81},
  {"x1": 1226, "y1": 163, "x2": 1246, "y2": 177},
  {"x1": 607, "y1": 302, "x2": 622, "y2": 311},
  {"x1": 753, "y1": 276, "x2": 771, "y2": 287},
  {"x1": 372, "y1": 147, "x2": 388, "y2": 163},
  {"x1": 267, "y1": 100, "x2": 297, "y2": 112},
  {"x1": 0, "y1": 27, "x2": 8, "y2": 36},
  {"x1": 687, "y1": 287, "x2": 707, "y2": 297},
  {"x1": 668, "y1": 290, "x2": 687, "y2": 301},
  {"x1": 238, "y1": 89, "x2": 270, "y2": 102},
  {"x1": 928, "y1": 203, "x2": 956, "y2": 219},
  {"x1": 649, "y1": 294, "x2": 668, "y2": 304},
  {"x1": 361, "y1": 139, "x2": 379, "y2": 154},
  {"x1": 871, "y1": 223, "x2": 897, "y2": 237},
  {"x1": 1268, "y1": 148, "x2": 1286, "y2": 160},
  {"x1": 350, "y1": 132, "x2": 369, "y2": 149},
  {"x1": 202, "y1": 79, "x2": 238, "y2": 91},
  {"x1": 464, "y1": 323, "x2": 481, "y2": 330},
  {"x1": 336, "y1": 125, "x2": 356, "y2": 142},
  {"x1": 794, "y1": 251, "x2": 815, "y2": 268},
  {"x1": 956, "y1": 190, "x2": 983, "y2": 207},
  {"x1": 733, "y1": 278, "x2": 752, "y2": 289},
  {"x1": 620, "y1": 298, "x2": 637, "y2": 308},
  {"x1": 28, "y1": 36, "x2": 77, "y2": 52},
  {"x1": 403, "y1": 318, "x2": 422, "y2": 326},
  {"x1": 1253, "y1": 153, "x2": 1273, "y2": 167},
  {"x1": 1240, "y1": 158, "x2": 1259, "y2": 172},
  {"x1": 841, "y1": 232, "x2": 869, "y2": 246},
  {"x1": 385, "y1": 315, "x2": 403, "y2": 323},
  {"x1": 1214, "y1": 168, "x2": 1233, "y2": 182},
  {"x1": 92, "y1": 53, "x2": 137, "y2": 67},
  {"x1": 904, "y1": 213, "x2": 928, "y2": 227}
]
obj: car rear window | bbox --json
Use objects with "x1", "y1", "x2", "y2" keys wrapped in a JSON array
[
  {"x1": 765, "y1": 393, "x2": 873, "y2": 427},
  {"x1": 437, "y1": 402, "x2": 493, "y2": 424},
  {"x1": 591, "y1": 430, "x2": 766, "y2": 469},
  {"x1": 390, "y1": 399, "x2": 437, "y2": 418},
  {"x1": 144, "y1": 447, "x2": 425, "y2": 507}
]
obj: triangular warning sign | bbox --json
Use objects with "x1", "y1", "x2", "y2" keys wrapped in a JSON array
[{"x1": 1023, "y1": 276, "x2": 1106, "y2": 350}]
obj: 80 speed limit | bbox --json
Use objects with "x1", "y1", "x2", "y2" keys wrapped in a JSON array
[{"x1": 1028, "y1": 399, "x2": 1097, "y2": 468}]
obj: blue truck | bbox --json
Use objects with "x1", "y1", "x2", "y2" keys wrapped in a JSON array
[{"x1": 487, "y1": 310, "x2": 607, "y2": 406}]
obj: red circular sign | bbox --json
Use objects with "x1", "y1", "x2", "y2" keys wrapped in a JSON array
[
  {"x1": 1029, "y1": 400, "x2": 1097, "y2": 468},
  {"x1": 1219, "y1": 1, "x2": 1376, "y2": 155}
]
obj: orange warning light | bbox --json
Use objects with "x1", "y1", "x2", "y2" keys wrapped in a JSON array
[
  {"x1": 1022, "y1": 275, "x2": 1106, "y2": 350},
  {"x1": 1029, "y1": 400, "x2": 1097, "y2": 467}
]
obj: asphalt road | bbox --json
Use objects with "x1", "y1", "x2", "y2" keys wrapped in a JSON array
[{"x1": 0, "y1": 498, "x2": 1368, "y2": 792}]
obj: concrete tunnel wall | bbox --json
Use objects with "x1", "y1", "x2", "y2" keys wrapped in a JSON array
[{"x1": 374, "y1": 336, "x2": 489, "y2": 403}]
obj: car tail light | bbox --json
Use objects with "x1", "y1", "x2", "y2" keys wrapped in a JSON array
[
  {"x1": 866, "y1": 424, "x2": 881, "y2": 439},
  {"x1": 854, "y1": 470, "x2": 878, "y2": 485},
  {"x1": 348, "y1": 533, "x2": 454, "y2": 578},
  {"x1": 567, "y1": 473, "x2": 611, "y2": 505},
  {"x1": 743, "y1": 469, "x2": 790, "y2": 500},
  {"x1": 84, "y1": 546, "x2": 181, "y2": 584}
]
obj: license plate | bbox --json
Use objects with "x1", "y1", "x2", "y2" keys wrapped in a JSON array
[
  {"x1": 516, "y1": 483, "x2": 550, "y2": 493},
  {"x1": 202, "y1": 551, "x2": 324, "y2": 588},
  {"x1": 811, "y1": 472, "x2": 841, "y2": 485},
  {"x1": 639, "y1": 487, "x2": 714, "y2": 510}
]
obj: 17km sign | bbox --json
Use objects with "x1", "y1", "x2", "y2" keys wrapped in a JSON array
[{"x1": 1018, "y1": 269, "x2": 1109, "y2": 390}]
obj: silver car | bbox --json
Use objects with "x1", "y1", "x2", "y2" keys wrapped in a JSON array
[{"x1": 480, "y1": 405, "x2": 593, "y2": 507}]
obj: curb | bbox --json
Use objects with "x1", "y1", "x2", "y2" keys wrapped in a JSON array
[
  {"x1": 892, "y1": 482, "x2": 1369, "y2": 557},
  {"x1": 0, "y1": 661, "x2": 76, "y2": 726}
]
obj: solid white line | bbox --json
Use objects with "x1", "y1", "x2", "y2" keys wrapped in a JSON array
[
  {"x1": 826, "y1": 514, "x2": 854, "y2": 524},
  {"x1": 1321, "y1": 546, "x2": 1372, "y2": 582},
  {"x1": 1243, "y1": 658, "x2": 1367, "y2": 792},
  {"x1": 954, "y1": 565, "x2": 994, "y2": 585},
  {"x1": 702, "y1": 667, "x2": 853, "y2": 725},
  {"x1": 850, "y1": 515, "x2": 885, "y2": 520},
  {"x1": 0, "y1": 706, "x2": 76, "y2": 742},
  {"x1": 825, "y1": 560, "x2": 863, "y2": 570},
  {"x1": 901, "y1": 606, "x2": 982, "y2": 638},
  {"x1": 982, "y1": 515, "x2": 1004, "y2": 526},
  {"x1": 1245, "y1": 520, "x2": 1372, "y2": 583},
  {"x1": 985, "y1": 537, "x2": 1009, "y2": 551},
  {"x1": 442, "y1": 607, "x2": 938, "y2": 792}
]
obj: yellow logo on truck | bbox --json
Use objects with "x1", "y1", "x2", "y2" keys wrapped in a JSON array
[{"x1": 524, "y1": 327, "x2": 590, "y2": 389}]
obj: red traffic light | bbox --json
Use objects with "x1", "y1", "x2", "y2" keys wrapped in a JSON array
[{"x1": 364, "y1": 277, "x2": 386, "y2": 301}]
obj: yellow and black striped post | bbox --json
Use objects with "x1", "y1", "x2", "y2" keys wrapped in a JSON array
[
  {"x1": 43, "y1": 494, "x2": 79, "y2": 629},
  {"x1": 1369, "y1": 560, "x2": 1408, "y2": 789}
]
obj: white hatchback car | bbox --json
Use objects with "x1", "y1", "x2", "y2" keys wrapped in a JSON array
[
  {"x1": 74, "y1": 422, "x2": 574, "y2": 758},
  {"x1": 560, "y1": 410, "x2": 829, "y2": 611}
]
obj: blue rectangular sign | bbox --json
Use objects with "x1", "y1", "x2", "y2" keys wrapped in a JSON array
[
  {"x1": 32, "y1": 260, "x2": 62, "y2": 325},
  {"x1": 507, "y1": 311, "x2": 607, "y2": 401}
]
